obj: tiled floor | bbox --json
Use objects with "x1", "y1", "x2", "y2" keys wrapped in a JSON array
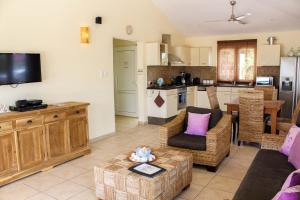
[{"x1": 0, "y1": 116, "x2": 259, "y2": 200}]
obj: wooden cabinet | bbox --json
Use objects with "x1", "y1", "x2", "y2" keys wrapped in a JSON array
[
  {"x1": 46, "y1": 121, "x2": 68, "y2": 159},
  {"x1": 258, "y1": 45, "x2": 281, "y2": 66},
  {"x1": 145, "y1": 43, "x2": 168, "y2": 66},
  {"x1": 197, "y1": 91, "x2": 210, "y2": 109},
  {"x1": 0, "y1": 132, "x2": 17, "y2": 177},
  {"x1": 0, "y1": 102, "x2": 90, "y2": 186},
  {"x1": 17, "y1": 127, "x2": 45, "y2": 170},
  {"x1": 69, "y1": 117, "x2": 88, "y2": 152},
  {"x1": 190, "y1": 47, "x2": 212, "y2": 66}
]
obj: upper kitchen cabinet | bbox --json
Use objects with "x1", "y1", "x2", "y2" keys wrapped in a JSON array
[
  {"x1": 172, "y1": 46, "x2": 191, "y2": 66},
  {"x1": 258, "y1": 45, "x2": 281, "y2": 66},
  {"x1": 145, "y1": 42, "x2": 168, "y2": 66},
  {"x1": 190, "y1": 47, "x2": 212, "y2": 66}
]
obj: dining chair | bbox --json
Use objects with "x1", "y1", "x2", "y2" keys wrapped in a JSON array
[
  {"x1": 254, "y1": 86, "x2": 277, "y2": 100},
  {"x1": 206, "y1": 86, "x2": 238, "y2": 142},
  {"x1": 238, "y1": 90, "x2": 264, "y2": 145}
]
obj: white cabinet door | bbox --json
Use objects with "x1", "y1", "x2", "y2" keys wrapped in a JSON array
[
  {"x1": 145, "y1": 43, "x2": 162, "y2": 66},
  {"x1": 172, "y1": 46, "x2": 191, "y2": 66},
  {"x1": 199, "y1": 47, "x2": 212, "y2": 66},
  {"x1": 147, "y1": 90, "x2": 167, "y2": 118},
  {"x1": 217, "y1": 91, "x2": 231, "y2": 111},
  {"x1": 167, "y1": 94, "x2": 178, "y2": 118},
  {"x1": 258, "y1": 45, "x2": 281, "y2": 66},
  {"x1": 197, "y1": 91, "x2": 210, "y2": 109},
  {"x1": 187, "y1": 92, "x2": 194, "y2": 107},
  {"x1": 190, "y1": 48, "x2": 200, "y2": 66}
]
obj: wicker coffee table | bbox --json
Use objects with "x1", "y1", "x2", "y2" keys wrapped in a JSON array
[{"x1": 94, "y1": 148, "x2": 193, "y2": 200}]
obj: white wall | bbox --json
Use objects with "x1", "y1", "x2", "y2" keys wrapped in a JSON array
[
  {"x1": 0, "y1": 0, "x2": 184, "y2": 139},
  {"x1": 185, "y1": 30, "x2": 300, "y2": 66}
]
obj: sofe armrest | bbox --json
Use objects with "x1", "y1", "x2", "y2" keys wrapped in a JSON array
[
  {"x1": 159, "y1": 111, "x2": 186, "y2": 147},
  {"x1": 206, "y1": 114, "x2": 232, "y2": 153}
]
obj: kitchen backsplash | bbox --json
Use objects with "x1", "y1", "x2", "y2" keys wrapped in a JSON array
[
  {"x1": 147, "y1": 66, "x2": 217, "y2": 84},
  {"x1": 148, "y1": 65, "x2": 279, "y2": 87}
]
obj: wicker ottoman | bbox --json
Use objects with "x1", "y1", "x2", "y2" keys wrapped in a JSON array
[{"x1": 94, "y1": 148, "x2": 193, "y2": 200}]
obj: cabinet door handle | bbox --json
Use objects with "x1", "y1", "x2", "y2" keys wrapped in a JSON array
[
  {"x1": 27, "y1": 120, "x2": 33, "y2": 124},
  {"x1": 53, "y1": 115, "x2": 59, "y2": 118},
  {"x1": 0, "y1": 126, "x2": 2, "y2": 129},
  {"x1": 76, "y1": 111, "x2": 80, "y2": 114}
]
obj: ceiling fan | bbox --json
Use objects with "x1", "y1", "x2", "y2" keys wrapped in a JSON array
[{"x1": 205, "y1": 0, "x2": 251, "y2": 25}]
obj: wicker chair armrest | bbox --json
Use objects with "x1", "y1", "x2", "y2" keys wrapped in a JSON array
[
  {"x1": 262, "y1": 132, "x2": 288, "y2": 151},
  {"x1": 159, "y1": 111, "x2": 186, "y2": 147},
  {"x1": 206, "y1": 114, "x2": 232, "y2": 153}
]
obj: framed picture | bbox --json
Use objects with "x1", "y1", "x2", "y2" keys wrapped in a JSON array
[{"x1": 128, "y1": 163, "x2": 166, "y2": 178}]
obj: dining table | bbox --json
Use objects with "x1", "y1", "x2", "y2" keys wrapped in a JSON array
[{"x1": 225, "y1": 99, "x2": 285, "y2": 135}]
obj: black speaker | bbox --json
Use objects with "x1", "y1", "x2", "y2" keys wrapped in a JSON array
[{"x1": 95, "y1": 17, "x2": 102, "y2": 24}]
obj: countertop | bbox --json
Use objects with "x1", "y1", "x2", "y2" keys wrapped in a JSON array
[{"x1": 147, "y1": 83, "x2": 254, "y2": 91}]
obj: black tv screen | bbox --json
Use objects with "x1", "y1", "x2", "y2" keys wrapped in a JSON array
[{"x1": 0, "y1": 53, "x2": 42, "y2": 85}]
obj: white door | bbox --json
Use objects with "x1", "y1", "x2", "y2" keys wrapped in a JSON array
[{"x1": 114, "y1": 46, "x2": 138, "y2": 117}]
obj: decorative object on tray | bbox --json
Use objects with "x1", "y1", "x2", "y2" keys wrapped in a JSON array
[
  {"x1": 288, "y1": 48, "x2": 295, "y2": 57},
  {"x1": 0, "y1": 104, "x2": 10, "y2": 113},
  {"x1": 129, "y1": 146, "x2": 156, "y2": 163},
  {"x1": 128, "y1": 163, "x2": 166, "y2": 178}
]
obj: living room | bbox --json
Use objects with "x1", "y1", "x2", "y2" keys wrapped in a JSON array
[{"x1": 0, "y1": 0, "x2": 300, "y2": 200}]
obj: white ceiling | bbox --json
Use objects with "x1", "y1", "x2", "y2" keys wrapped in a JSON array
[{"x1": 151, "y1": 0, "x2": 300, "y2": 36}]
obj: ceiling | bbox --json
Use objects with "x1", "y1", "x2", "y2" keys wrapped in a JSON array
[{"x1": 151, "y1": 0, "x2": 300, "y2": 36}]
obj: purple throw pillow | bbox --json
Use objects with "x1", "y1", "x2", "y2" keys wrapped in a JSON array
[
  {"x1": 282, "y1": 169, "x2": 300, "y2": 190},
  {"x1": 272, "y1": 185, "x2": 300, "y2": 200},
  {"x1": 288, "y1": 134, "x2": 300, "y2": 169},
  {"x1": 281, "y1": 125, "x2": 300, "y2": 156},
  {"x1": 185, "y1": 112, "x2": 211, "y2": 136}
]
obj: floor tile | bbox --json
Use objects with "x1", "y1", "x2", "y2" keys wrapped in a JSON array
[
  {"x1": 67, "y1": 189, "x2": 98, "y2": 200},
  {"x1": 26, "y1": 193, "x2": 56, "y2": 200},
  {"x1": 45, "y1": 181, "x2": 87, "y2": 200},
  {"x1": 0, "y1": 182, "x2": 38, "y2": 200},
  {"x1": 195, "y1": 187, "x2": 234, "y2": 200},
  {"x1": 192, "y1": 169, "x2": 216, "y2": 186},
  {"x1": 178, "y1": 184, "x2": 203, "y2": 200},
  {"x1": 206, "y1": 176, "x2": 241, "y2": 193},
  {"x1": 23, "y1": 173, "x2": 65, "y2": 191},
  {"x1": 48, "y1": 163, "x2": 88, "y2": 180},
  {"x1": 70, "y1": 171, "x2": 95, "y2": 189}
]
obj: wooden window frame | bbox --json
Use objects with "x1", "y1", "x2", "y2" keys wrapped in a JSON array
[{"x1": 217, "y1": 39, "x2": 257, "y2": 83}]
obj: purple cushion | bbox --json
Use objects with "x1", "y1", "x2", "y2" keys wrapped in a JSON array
[
  {"x1": 288, "y1": 134, "x2": 300, "y2": 169},
  {"x1": 282, "y1": 169, "x2": 300, "y2": 190},
  {"x1": 281, "y1": 125, "x2": 300, "y2": 156},
  {"x1": 185, "y1": 112, "x2": 211, "y2": 136},
  {"x1": 272, "y1": 185, "x2": 300, "y2": 200}
]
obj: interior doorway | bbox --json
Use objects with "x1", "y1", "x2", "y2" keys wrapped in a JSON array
[{"x1": 113, "y1": 39, "x2": 139, "y2": 131}]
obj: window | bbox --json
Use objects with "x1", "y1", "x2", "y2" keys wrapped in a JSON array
[{"x1": 217, "y1": 39, "x2": 257, "y2": 82}]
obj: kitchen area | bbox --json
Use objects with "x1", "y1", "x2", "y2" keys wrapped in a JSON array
[{"x1": 146, "y1": 35, "x2": 300, "y2": 125}]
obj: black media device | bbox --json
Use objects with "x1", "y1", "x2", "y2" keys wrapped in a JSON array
[
  {"x1": 95, "y1": 16, "x2": 102, "y2": 24},
  {"x1": 10, "y1": 99, "x2": 47, "y2": 112},
  {"x1": 0, "y1": 53, "x2": 42, "y2": 85}
]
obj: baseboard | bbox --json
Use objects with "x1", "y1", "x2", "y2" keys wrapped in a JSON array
[{"x1": 89, "y1": 132, "x2": 115, "y2": 143}]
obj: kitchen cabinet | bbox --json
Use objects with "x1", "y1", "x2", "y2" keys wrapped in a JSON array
[
  {"x1": 0, "y1": 102, "x2": 90, "y2": 187},
  {"x1": 187, "y1": 87, "x2": 196, "y2": 107},
  {"x1": 190, "y1": 47, "x2": 212, "y2": 66},
  {"x1": 17, "y1": 127, "x2": 45, "y2": 170},
  {"x1": 0, "y1": 131, "x2": 17, "y2": 178},
  {"x1": 145, "y1": 43, "x2": 168, "y2": 66},
  {"x1": 147, "y1": 89, "x2": 178, "y2": 119},
  {"x1": 172, "y1": 46, "x2": 191, "y2": 66},
  {"x1": 258, "y1": 45, "x2": 281, "y2": 66},
  {"x1": 197, "y1": 91, "x2": 210, "y2": 109}
]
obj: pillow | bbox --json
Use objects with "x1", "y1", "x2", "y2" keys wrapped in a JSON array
[
  {"x1": 272, "y1": 185, "x2": 300, "y2": 200},
  {"x1": 185, "y1": 112, "x2": 211, "y2": 136},
  {"x1": 282, "y1": 169, "x2": 300, "y2": 190},
  {"x1": 280, "y1": 125, "x2": 300, "y2": 156},
  {"x1": 288, "y1": 134, "x2": 300, "y2": 169}
]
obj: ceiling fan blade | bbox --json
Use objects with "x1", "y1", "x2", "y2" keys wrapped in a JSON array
[
  {"x1": 237, "y1": 20, "x2": 247, "y2": 25},
  {"x1": 236, "y1": 15, "x2": 246, "y2": 20}
]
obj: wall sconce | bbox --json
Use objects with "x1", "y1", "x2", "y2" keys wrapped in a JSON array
[{"x1": 80, "y1": 26, "x2": 89, "y2": 44}]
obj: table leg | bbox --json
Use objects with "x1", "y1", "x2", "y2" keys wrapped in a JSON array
[
  {"x1": 271, "y1": 110, "x2": 277, "y2": 135},
  {"x1": 227, "y1": 106, "x2": 232, "y2": 114}
]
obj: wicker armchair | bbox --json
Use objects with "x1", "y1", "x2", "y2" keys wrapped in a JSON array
[{"x1": 160, "y1": 110, "x2": 232, "y2": 171}]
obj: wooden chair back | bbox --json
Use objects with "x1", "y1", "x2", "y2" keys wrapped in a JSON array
[
  {"x1": 255, "y1": 86, "x2": 277, "y2": 100},
  {"x1": 206, "y1": 86, "x2": 220, "y2": 109},
  {"x1": 292, "y1": 99, "x2": 300, "y2": 124},
  {"x1": 239, "y1": 90, "x2": 264, "y2": 144}
]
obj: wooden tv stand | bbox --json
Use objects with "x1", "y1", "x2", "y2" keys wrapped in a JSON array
[{"x1": 0, "y1": 102, "x2": 91, "y2": 186}]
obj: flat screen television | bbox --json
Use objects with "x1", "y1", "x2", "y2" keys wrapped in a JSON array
[{"x1": 0, "y1": 53, "x2": 42, "y2": 85}]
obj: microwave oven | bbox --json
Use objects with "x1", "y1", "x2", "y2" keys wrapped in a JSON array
[{"x1": 256, "y1": 77, "x2": 274, "y2": 86}]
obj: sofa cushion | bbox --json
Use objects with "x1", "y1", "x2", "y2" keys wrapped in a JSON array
[
  {"x1": 288, "y1": 134, "x2": 300, "y2": 169},
  {"x1": 233, "y1": 149, "x2": 295, "y2": 200},
  {"x1": 168, "y1": 132, "x2": 206, "y2": 151},
  {"x1": 184, "y1": 107, "x2": 223, "y2": 130},
  {"x1": 185, "y1": 112, "x2": 211, "y2": 136},
  {"x1": 281, "y1": 125, "x2": 300, "y2": 156}
]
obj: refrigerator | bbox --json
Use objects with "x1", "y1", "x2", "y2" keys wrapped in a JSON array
[{"x1": 279, "y1": 57, "x2": 300, "y2": 118}]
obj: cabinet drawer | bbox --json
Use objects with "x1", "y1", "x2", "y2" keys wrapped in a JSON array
[
  {"x1": 44, "y1": 112, "x2": 66, "y2": 123},
  {"x1": 217, "y1": 87, "x2": 231, "y2": 92},
  {"x1": 0, "y1": 121, "x2": 13, "y2": 132},
  {"x1": 16, "y1": 116, "x2": 43, "y2": 129},
  {"x1": 66, "y1": 108, "x2": 87, "y2": 118}
]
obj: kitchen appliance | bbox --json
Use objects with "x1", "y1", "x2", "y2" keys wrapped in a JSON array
[
  {"x1": 267, "y1": 37, "x2": 277, "y2": 45},
  {"x1": 177, "y1": 87, "x2": 187, "y2": 110},
  {"x1": 161, "y1": 34, "x2": 184, "y2": 66},
  {"x1": 256, "y1": 77, "x2": 274, "y2": 86},
  {"x1": 192, "y1": 77, "x2": 201, "y2": 85},
  {"x1": 0, "y1": 53, "x2": 42, "y2": 85},
  {"x1": 184, "y1": 73, "x2": 192, "y2": 85},
  {"x1": 279, "y1": 57, "x2": 300, "y2": 118}
]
